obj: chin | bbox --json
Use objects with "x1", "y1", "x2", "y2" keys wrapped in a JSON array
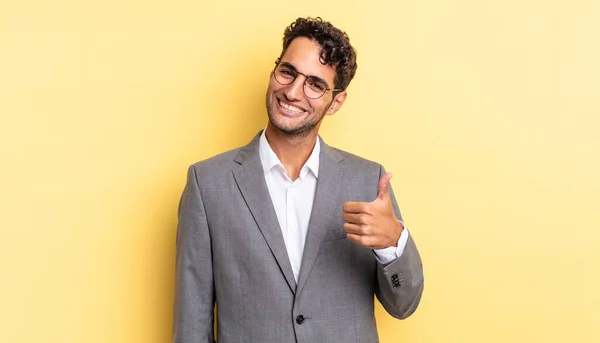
[
  {"x1": 269, "y1": 117, "x2": 319, "y2": 137},
  {"x1": 266, "y1": 94, "x2": 321, "y2": 136}
]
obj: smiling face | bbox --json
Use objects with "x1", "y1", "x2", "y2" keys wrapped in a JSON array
[{"x1": 265, "y1": 37, "x2": 347, "y2": 138}]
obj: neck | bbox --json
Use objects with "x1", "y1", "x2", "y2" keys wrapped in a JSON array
[{"x1": 264, "y1": 124, "x2": 318, "y2": 181}]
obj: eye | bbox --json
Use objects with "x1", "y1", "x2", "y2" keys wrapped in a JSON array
[
  {"x1": 279, "y1": 67, "x2": 295, "y2": 78},
  {"x1": 308, "y1": 79, "x2": 327, "y2": 92}
]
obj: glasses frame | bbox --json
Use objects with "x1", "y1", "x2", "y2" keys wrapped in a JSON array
[{"x1": 272, "y1": 58, "x2": 342, "y2": 99}]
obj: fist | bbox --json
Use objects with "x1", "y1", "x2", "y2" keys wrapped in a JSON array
[{"x1": 342, "y1": 172, "x2": 404, "y2": 249}]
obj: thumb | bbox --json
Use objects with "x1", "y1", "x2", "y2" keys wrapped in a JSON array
[{"x1": 376, "y1": 172, "x2": 393, "y2": 201}]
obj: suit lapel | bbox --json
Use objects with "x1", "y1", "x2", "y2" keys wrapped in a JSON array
[
  {"x1": 296, "y1": 139, "x2": 346, "y2": 294},
  {"x1": 232, "y1": 133, "x2": 297, "y2": 293}
]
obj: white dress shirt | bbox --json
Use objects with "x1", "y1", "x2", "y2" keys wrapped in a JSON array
[{"x1": 258, "y1": 130, "x2": 409, "y2": 281}]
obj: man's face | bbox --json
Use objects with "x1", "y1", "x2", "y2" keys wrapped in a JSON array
[{"x1": 266, "y1": 37, "x2": 346, "y2": 136}]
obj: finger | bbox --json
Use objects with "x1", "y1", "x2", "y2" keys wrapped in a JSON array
[
  {"x1": 346, "y1": 233, "x2": 376, "y2": 248},
  {"x1": 343, "y1": 222, "x2": 363, "y2": 235},
  {"x1": 346, "y1": 233, "x2": 363, "y2": 246},
  {"x1": 342, "y1": 212, "x2": 371, "y2": 225},
  {"x1": 342, "y1": 201, "x2": 372, "y2": 214},
  {"x1": 377, "y1": 172, "x2": 393, "y2": 200}
]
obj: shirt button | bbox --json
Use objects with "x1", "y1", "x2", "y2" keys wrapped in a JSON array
[{"x1": 296, "y1": 315, "x2": 305, "y2": 324}]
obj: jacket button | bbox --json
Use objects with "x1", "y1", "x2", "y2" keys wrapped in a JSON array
[{"x1": 296, "y1": 315, "x2": 305, "y2": 324}]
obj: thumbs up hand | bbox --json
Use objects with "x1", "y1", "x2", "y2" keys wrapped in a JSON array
[{"x1": 342, "y1": 172, "x2": 404, "y2": 249}]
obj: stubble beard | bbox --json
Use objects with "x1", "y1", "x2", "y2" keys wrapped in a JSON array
[{"x1": 265, "y1": 92, "x2": 332, "y2": 138}]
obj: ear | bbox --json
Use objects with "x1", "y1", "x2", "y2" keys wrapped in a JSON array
[{"x1": 325, "y1": 91, "x2": 347, "y2": 115}]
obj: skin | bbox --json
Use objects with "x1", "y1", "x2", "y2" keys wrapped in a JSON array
[
  {"x1": 265, "y1": 37, "x2": 346, "y2": 180},
  {"x1": 264, "y1": 36, "x2": 403, "y2": 249},
  {"x1": 342, "y1": 172, "x2": 404, "y2": 249}
]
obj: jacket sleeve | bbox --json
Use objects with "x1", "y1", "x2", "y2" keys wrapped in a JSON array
[
  {"x1": 173, "y1": 165, "x2": 216, "y2": 343},
  {"x1": 374, "y1": 165, "x2": 425, "y2": 319}
]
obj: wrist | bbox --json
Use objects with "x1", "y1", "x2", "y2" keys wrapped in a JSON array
[{"x1": 392, "y1": 220, "x2": 405, "y2": 247}]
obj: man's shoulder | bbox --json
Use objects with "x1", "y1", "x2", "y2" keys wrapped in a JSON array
[
  {"x1": 187, "y1": 139, "x2": 385, "y2": 175},
  {"x1": 326, "y1": 144, "x2": 383, "y2": 171},
  {"x1": 189, "y1": 146, "x2": 242, "y2": 174}
]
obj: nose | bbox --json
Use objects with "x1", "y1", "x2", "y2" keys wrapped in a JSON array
[{"x1": 283, "y1": 75, "x2": 306, "y2": 101}]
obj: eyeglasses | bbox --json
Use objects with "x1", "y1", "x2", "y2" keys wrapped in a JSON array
[{"x1": 272, "y1": 58, "x2": 342, "y2": 99}]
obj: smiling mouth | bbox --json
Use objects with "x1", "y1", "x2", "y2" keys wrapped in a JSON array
[{"x1": 277, "y1": 98, "x2": 305, "y2": 114}]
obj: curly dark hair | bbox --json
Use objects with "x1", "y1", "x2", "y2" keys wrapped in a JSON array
[{"x1": 280, "y1": 17, "x2": 357, "y2": 92}]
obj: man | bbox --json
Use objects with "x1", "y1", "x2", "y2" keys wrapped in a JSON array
[{"x1": 173, "y1": 17, "x2": 424, "y2": 343}]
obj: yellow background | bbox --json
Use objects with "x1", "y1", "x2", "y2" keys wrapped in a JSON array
[{"x1": 1, "y1": 1, "x2": 599, "y2": 342}]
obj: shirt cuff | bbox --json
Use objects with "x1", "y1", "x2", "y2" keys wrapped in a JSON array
[{"x1": 373, "y1": 222, "x2": 410, "y2": 264}]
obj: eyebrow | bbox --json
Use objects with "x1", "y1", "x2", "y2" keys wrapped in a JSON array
[{"x1": 280, "y1": 62, "x2": 330, "y2": 88}]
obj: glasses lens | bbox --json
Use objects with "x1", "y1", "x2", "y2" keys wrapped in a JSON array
[
  {"x1": 304, "y1": 77, "x2": 328, "y2": 99},
  {"x1": 274, "y1": 66, "x2": 295, "y2": 85},
  {"x1": 273, "y1": 64, "x2": 329, "y2": 99}
]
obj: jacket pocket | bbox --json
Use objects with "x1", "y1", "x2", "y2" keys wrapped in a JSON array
[{"x1": 322, "y1": 227, "x2": 347, "y2": 241}]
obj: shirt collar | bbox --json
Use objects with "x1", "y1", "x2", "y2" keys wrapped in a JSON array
[{"x1": 258, "y1": 129, "x2": 320, "y2": 179}]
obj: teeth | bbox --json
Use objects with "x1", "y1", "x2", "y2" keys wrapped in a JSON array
[{"x1": 279, "y1": 100, "x2": 304, "y2": 113}]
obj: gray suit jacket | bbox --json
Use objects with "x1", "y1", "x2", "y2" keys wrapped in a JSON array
[{"x1": 173, "y1": 132, "x2": 424, "y2": 343}]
